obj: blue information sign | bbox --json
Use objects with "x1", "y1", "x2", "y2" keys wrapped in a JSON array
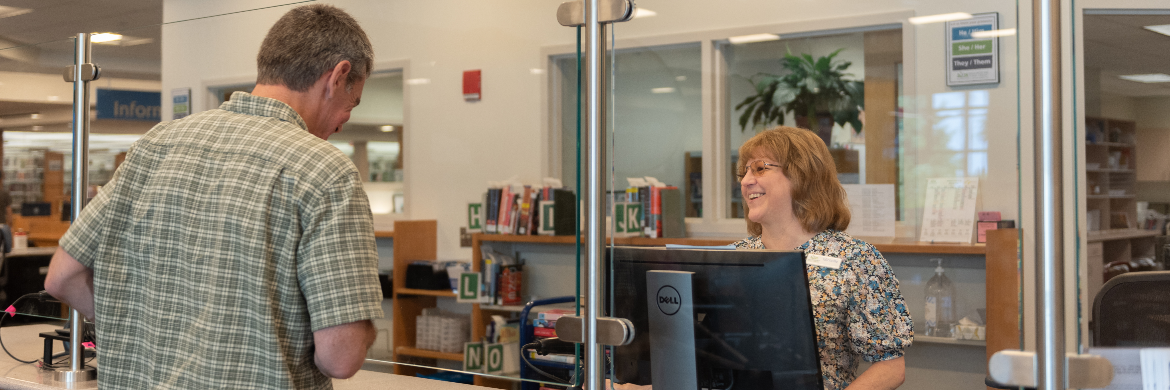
[{"x1": 96, "y1": 89, "x2": 161, "y2": 121}]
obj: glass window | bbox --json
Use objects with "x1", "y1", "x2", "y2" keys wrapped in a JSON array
[{"x1": 724, "y1": 27, "x2": 903, "y2": 218}]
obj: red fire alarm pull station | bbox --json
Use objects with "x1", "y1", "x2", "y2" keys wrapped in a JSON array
[{"x1": 463, "y1": 70, "x2": 481, "y2": 101}]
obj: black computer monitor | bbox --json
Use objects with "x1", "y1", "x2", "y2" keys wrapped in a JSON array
[{"x1": 607, "y1": 246, "x2": 822, "y2": 389}]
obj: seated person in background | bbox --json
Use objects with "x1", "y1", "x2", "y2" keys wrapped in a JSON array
[{"x1": 732, "y1": 126, "x2": 913, "y2": 390}]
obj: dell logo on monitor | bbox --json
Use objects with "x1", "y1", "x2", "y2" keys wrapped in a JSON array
[{"x1": 656, "y1": 285, "x2": 682, "y2": 315}]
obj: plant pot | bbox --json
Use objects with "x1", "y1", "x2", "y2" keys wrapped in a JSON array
[{"x1": 795, "y1": 112, "x2": 835, "y2": 146}]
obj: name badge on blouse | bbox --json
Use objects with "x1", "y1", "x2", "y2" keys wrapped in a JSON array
[{"x1": 806, "y1": 254, "x2": 842, "y2": 269}]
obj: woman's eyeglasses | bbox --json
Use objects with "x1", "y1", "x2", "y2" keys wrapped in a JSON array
[{"x1": 737, "y1": 160, "x2": 781, "y2": 180}]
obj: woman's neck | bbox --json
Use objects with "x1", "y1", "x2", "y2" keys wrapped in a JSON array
[{"x1": 759, "y1": 220, "x2": 818, "y2": 250}]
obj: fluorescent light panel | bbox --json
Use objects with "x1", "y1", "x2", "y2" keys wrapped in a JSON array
[
  {"x1": 0, "y1": 6, "x2": 31, "y2": 19},
  {"x1": 405, "y1": 78, "x2": 430, "y2": 85},
  {"x1": 728, "y1": 33, "x2": 780, "y2": 44},
  {"x1": 380, "y1": 125, "x2": 394, "y2": 132},
  {"x1": 651, "y1": 87, "x2": 675, "y2": 94},
  {"x1": 1118, "y1": 74, "x2": 1170, "y2": 83},
  {"x1": 971, "y1": 28, "x2": 1016, "y2": 38},
  {"x1": 1144, "y1": 24, "x2": 1170, "y2": 37},
  {"x1": 90, "y1": 33, "x2": 122, "y2": 43},
  {"x1": 909, "y1": 12, "x2": 972, "y2": 25}
]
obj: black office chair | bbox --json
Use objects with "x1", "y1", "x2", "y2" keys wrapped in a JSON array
[{"x1": 1092, "y1": 270, "x2": 1170, "y2": 347}]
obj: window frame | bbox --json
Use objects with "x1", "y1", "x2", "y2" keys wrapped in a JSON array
[{"x1": 543, "y1": 11, "x2": 917, "y2": 236}]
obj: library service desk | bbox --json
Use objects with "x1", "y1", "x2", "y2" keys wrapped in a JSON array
[{"x1": 0, "y1": 324, "x2": 486, "y2": 390}]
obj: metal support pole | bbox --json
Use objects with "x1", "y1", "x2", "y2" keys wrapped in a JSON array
[
  {"x1": 583, "y1": 0, "x2": 604, "y2": 388},
  {"x1": 57, "y1": 32, "x2": 98, "y2": 383},
  {"x1": 1033, "y1": 0, "x2": 1065, "y2": 388}
]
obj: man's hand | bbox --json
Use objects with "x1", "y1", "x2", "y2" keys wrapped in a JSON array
[
  {"x1": 44, "y1": 248, "x2": 95, "y2": 321},
  {"x1": 312, "y1": 320, "x2": 377, "y2": 378}
]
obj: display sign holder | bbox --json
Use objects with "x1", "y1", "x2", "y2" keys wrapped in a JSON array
[{"x1": 946, "y1": 12, "x2": 1000, "y2": 86}]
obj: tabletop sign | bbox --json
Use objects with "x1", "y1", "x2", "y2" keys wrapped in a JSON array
[
  {"x1": 842, "y1": 184, "x2": 896, "y2": 238},
  {"x1": 946, "y1": 12, "x2": 1000, "y2": 86},
  {"x1": 467, "y1": 202, "x2": 483, "y2": 232},
  {"x1": 463, "y1": 342, "x2": 484, "y2": 372},
  {"x1": 458, "y1": 272, "x2": 481, "y2": 302},
  {"x1": 920, "y1": 178, "x2": 980, "y2": 243}
]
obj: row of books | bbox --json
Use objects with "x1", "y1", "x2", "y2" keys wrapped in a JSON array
[
  {"x1": 615, "y1": 183, "x2": 686, "y2": 238},
  {"x1": 480, "y1": 246, "x2": 524, "y2": 306},
  {"x1": 475, "y1": 185, "x2": 576, "y2": 236}
]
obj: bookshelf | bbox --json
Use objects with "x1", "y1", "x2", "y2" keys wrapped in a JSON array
[
  {"x1": 388, "y1": 220, "x2": 451, "y2": 379},
  {"x1": 1082, "y1": 116, "x2": 1159, "y2": 302}
]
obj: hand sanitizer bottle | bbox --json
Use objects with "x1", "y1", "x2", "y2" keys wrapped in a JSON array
[{"x1": 924, "y1": 258, "x2": 957, "y2": 337}]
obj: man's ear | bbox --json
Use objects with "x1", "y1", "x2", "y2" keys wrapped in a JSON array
[{"x1": 325, "y1": 60, "x2": 353, "y2": 98}]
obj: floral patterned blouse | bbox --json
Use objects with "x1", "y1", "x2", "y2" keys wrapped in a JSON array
[{"x1": 733, "y1": 230, "x2": 913, "y2": 390}]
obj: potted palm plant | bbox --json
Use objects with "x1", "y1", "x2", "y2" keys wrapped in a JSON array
[{"x1": 735, "y1": 48, "x2": 865, "y2": 145}]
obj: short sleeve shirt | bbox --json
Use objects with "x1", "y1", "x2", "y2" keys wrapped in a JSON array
[
  {"x1": 733, "y1": 230, "x2": 913, "y2": 390},
  {"x1": 59, "y1": 92, "x2": 384, "y2": 390}
]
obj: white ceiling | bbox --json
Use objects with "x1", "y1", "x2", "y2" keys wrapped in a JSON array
[
  {"x1": 1084, "y1": 14, "x2": 1170, "y2": 97},
  {"x1": 0, "y1": 0, "x2": 162, "y2": 79}
]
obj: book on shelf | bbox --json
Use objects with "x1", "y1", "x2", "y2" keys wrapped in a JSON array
[
  {"x1": 485, "y1": 187, "x2": 500, "y2": 234},
  {"x1": 528, "y1": 351, "x2": 575, "y2": 364},
  {"x1": 479, "y1": 182, "x2": 574, "y2": 236},
  {"x1": 479, "y1": 245, "x2": 524, "y2": 305},
  {"x1": 533, "y1": 326, "x2": 557, "y2": 338},
  {"x1": 498, "y1": 186, "x2": 514, "y2": 235},
  {"x1": 617, "y1": 178, "x2": 684, "y2": 238}
]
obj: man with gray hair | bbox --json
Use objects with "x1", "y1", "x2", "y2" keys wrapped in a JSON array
[{"x1": 46, "y1": 4, "x2": 382, "y2": 388}]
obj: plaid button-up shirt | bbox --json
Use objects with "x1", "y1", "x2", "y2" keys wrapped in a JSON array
[{"x1": 60, "y1": 92, "x2": 383, "y2": 389}]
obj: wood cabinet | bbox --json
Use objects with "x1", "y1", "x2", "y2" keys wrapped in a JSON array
[{"x1": 1082, "y1": 116, "x2": 1160, "y2": 300}]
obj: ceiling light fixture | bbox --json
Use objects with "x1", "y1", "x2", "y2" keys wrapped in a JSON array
[
  {"x1": 31, "y1": 126, "x2": 43, "y2": 131},
  {"x1": 91, "y1": 33, "x2": 123, "y2": 43},
  {"x1": 530, "y1": 68, "x2": 545, "y2": 75},
  {"x1": 29, "y1": 113, "x2": 40, "y2": 119},
  {"x1": 1144, "y1": 24, "x2": 1170, "y2": 37},
  {"x1": 1118, "y1": 74, "x2": 1170, "y2": 83},
  {"x1": 728, "y1": 33, "x2": 780, "y2": 44},
  {"x1": 909, "y1": 12, "x2": 973, "y2": 25},
  {"x1": 634, "y1": 9, "x2": 657, "y2": 18},
  {"x1": 651, "y1": 87, "x2": 675, "y2": 94},
  {"x1": 380, "y1": 125, "x2": 395, "y2": 132},
  {"x1": 0, "y1": 6, "x2": 32, "y2": 20},
  {"x1": 405, "y1": 78, "x2": 431, "y2": 85},
  {"x1": 971, "y1": 28, "x2": 1016, "y2": 38}
]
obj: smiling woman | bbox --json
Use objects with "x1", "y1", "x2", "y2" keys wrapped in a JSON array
[{"x1": 733, "y1": 126, "x2": 913, "y2": 390}]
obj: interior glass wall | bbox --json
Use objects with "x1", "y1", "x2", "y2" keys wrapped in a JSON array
[{"x1": 1074, "y1": 3, "x2": 1170, "y2": 377}]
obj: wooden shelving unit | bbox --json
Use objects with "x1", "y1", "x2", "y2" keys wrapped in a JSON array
[
  {"x1": 394, "y1": 346, "x2": 463, "y2": 362},
  {"x1": 388, "y1": 220, "x2": 446, "y2": 378},
  {"x1": 1082, "y1": 116, "x2": 1160, "y2": 301}
]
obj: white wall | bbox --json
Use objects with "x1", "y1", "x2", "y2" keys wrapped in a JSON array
[{"x1": 1135, "y1": 97, "x2": 1170, "y2": 182}]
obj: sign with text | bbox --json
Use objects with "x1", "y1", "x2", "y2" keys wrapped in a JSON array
[
  {"x1": 467, "y1": 202, "x2": 483, "y2": 232},
  {"x1": 612, "y1": 202, "x2": 643, "y2": 238},
  {"x1": 946, "y1": 13, "x2": 999, "y2": 86},
  {"x1": 457, "y1": 272, "x2": 481, "y2": 303},
  {"x1": 172, "y1": 87, "x2": 191, "y2": 120},
  {"x1": 842, "y1": 184, "x2": 896, "y2": 238},
  {"x1": 96, "y1": 89, "x2": 161, "y2": 121},
  {"x1": 463, "y1": 342, "x2": 484, "y2": 372},
  {"x1": 919, "y1": 178, "x2": 980, "y2": 243}
]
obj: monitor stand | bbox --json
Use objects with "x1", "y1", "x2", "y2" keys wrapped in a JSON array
[{"x1": 646, "y1": 270, "x2": 698, "y2": 389}]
